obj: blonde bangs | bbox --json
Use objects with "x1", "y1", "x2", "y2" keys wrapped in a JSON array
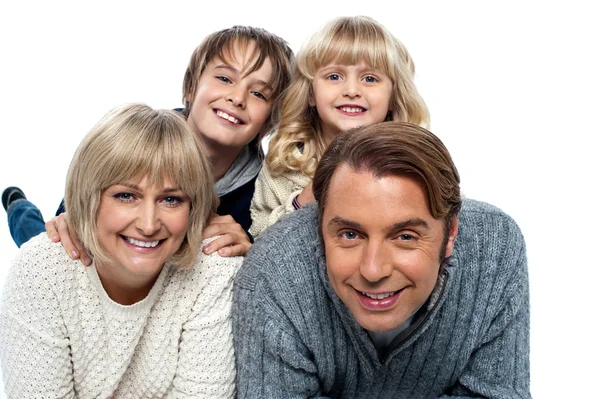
[{"x1": 300, "y1": 17, "x2": 396, "y2": 82}]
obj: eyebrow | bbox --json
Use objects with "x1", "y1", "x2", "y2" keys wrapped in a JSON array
[
  {"x1": 213, "y1": 63, "x2": 270, "y2": 88},
  {"x1": 327, "y1": 216, "x2": 429, "y2": 232},
  {"x1": 116, "y1": 182, "x2": 182, "y2": 194}
]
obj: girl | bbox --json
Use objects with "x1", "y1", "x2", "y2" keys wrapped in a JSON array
[{"x1": 249, "y1": 16, "x2": 430, "y2": 237}]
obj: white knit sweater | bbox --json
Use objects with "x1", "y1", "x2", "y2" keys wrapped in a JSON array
[{"x1": 0, "y1": 234, "x2": 241, "y2": 398}]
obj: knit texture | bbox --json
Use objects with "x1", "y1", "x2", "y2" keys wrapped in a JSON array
[
  {"x1": 234, "y1": 199, "x2": 531, "y2": 398},
  {"x1": 0, "y1": 234, "x2": 241, "y2": 398},
  {"x1": 249, "y1": 159, "x2": 311, "y2": 238}
]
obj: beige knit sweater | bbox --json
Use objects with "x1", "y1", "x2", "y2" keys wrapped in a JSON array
[
  {"x1": 249, "y1": 162, "x2": 311, "y2": 238},
  {"x1": 0, "y1": 234, "x2": 241, "y2": 398}
]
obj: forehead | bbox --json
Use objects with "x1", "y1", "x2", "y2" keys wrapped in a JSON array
[
  {"x1": 209, "y1": 39, "x2": 273, "y2": 78},
  {"x1": 322, "y1": 166, "x2": 438, "y2": 229}
]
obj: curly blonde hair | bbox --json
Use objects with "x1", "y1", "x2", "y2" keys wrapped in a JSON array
[{"x1": 266, "y1": 16, "x2": 430, "y2": 177}]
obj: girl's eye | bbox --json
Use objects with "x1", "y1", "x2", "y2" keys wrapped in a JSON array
[
  {"x1": 217, "y1": 76, "x2": 232, "y2": 83},
  {"x1": 114, "y1": 192, "x2": 135, "y2": 202},
  {"x1": 364, "y1": 75, "x2": 377, "y2": 83},
  {"x1": 327, "y1": 74, "x2": 341, "y2": 81},
  {"x1": 251, "y1": 91, "x2": 267, "y2": 101}
]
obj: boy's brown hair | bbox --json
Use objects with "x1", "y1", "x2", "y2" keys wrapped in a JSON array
[{"x1": 182, "y1": 26, "x2": 294, "y2": 140}]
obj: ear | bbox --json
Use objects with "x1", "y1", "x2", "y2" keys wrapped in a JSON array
[
  {"x1": 184, "y1": 93, "x2": 191, "y2": 103},
  {"x1": 444, "y1": 215, "x2": 459, "y2": 258}
]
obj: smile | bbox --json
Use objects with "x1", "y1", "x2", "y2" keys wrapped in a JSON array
[
  {"x1": 338, "y1": 106, "x2": 366, "y2": 113},
  {"x1": 123, "y1": 236, "x2": 161, "y2": 248},
  {"x1": 357, "y1": 288, "x2": 403, "y2": 310},
  {"x1": 361, "y1": 291, "x2": 398, "y2": 300},
  {"x1": 215, "y1": 110, "x2": 242, "y2": 124}
]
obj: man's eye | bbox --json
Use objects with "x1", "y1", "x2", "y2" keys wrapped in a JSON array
[
  {"x1": 340, "y1": 231, "x2": 358, "y2": 240},
  {"x1": 399, "y1": 233, "x2": 414, "y2": 241}
]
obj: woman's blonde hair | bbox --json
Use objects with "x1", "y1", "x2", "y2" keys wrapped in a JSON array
[
  {"x1": 266, "y1": 15, "x2": 430, "y2": 177},
  {"x1": 65, "y1": 103, "x2": 217, "y2": 269}
]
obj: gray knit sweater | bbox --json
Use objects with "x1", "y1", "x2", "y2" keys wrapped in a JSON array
[{"x1": 233, "y1": 199, "x2": 530, "y2": 398}]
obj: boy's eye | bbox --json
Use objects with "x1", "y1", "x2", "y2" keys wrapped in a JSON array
[
  {"x1": 251, "y1": 91, "x2": 267, "y2": 101},
  {"x1": 217, "y1": 76, "x2": 232, "y2": 83}
]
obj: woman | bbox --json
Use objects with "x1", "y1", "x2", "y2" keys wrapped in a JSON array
[{"x1": 0, "y1": 104, "x2": 241, "y2": 397}]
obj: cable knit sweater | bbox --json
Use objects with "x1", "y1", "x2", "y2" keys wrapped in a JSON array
[
  {"x1": 249, "y1": 160, "x2": 311, "y2": 238},
  {"x1": 0, "y1": 234, "x2": 242, "y2": 398},
  {"x1": 234, "y1": 199, "x2": 531, "y2": 398}
]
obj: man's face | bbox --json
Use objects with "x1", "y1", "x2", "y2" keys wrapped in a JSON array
[{"x1": 321, "y1": 166, "x2": 458, "y2": 332}]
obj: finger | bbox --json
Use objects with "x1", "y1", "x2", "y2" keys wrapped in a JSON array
[
  {"x1": 45, "y1": 218, "x2": 60, "y2": 242},
  {"x1": 202, "y1": 234, "x2": 237, "y2": 255},
  {"x1": 217, "y1": 243, "x2": 252, "y2": 257}
]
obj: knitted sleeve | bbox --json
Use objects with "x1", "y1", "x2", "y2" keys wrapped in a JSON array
[
  {"x1": 249, "y1": 165, "x2": 310, "y2": 238},
  {"x1": 0, "y1": 237, "x2": 76, "y2": 397},
  {"x1": 233, "y1": 276, "x2": 331, "y2": 399},
  {"x1": 169, "y1": 253, "x2": 243, "y2": 398},
  {"x1": 441, "y1": 211, "x2": 531, "y2": 399}
]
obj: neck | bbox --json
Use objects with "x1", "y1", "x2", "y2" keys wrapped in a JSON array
[
  {"x1": 200, "y1": 138, "x2": 243, "y2": 182},
  {"x1": 95, "y1": 262, "x2": 161, "y2": 306}
]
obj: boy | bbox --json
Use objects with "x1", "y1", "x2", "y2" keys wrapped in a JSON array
[{"x1": 3, "y1": 26, "x2": 294, "y2": 260}]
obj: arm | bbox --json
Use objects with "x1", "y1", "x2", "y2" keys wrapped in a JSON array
[
  {"x1": 201, "y1": 213, "x2": 252, "y2": 257},
  {"x1": 168, "y1": 254, "x2": 243, "y2": 398},
  {"x1": 441, "y1": 220, "x2": 531, "y2": 399},
  {"x1": 0, "y1": 239, "x2": 76, "y2": 397},
  {"x1": 249, "y1": 166, "x2": 310, "y2": 238},
  {"x1": 233, "y1": 279, "x2": 330, "y2": 399}
]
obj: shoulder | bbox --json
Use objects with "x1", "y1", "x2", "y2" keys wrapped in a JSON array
[
  {"x1": 452, "y1": 198, "x2": 527, "y2": 279},
  {"x1": 238, "y1": 204, "x2": 321, "y2": 289},
  {"x1": 185, "y1": 237, "x2": 244, "y2": 287}
]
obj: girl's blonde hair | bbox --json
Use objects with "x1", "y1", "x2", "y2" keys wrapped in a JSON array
[
  {"x1": 266, "y1": 15, "x2": 430, "y2": 177},
  {"x1": 65, "y1": 103, "x2": 218, "y2": 270}
]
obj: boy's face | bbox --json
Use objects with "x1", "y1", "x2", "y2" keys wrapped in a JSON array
[{"x1": 186, "y1": 41, "x2": 274, "y2": 154}]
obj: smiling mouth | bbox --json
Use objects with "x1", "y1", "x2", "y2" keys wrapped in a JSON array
[
  {"x1": 122, "y1": 235, "x2": 162, "y2": 248},
  {"x1": 338, "y1": 106, "x2": 366, "y2": 113},
  {"x1": 360, "y1": 289, "x2": 402, "y2": 300},
  {"x1": 215, "y1": 110, "x2": 243, "y2": 124}
]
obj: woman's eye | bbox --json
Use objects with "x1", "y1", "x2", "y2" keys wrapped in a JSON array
[
  {"x1": 114, "y1": 193, "x2": 134, "y2": 202},
  {"x1": 163, "y1": 196, "x2": 182, "y2": 207}
]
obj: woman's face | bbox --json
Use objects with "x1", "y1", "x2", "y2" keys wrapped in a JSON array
[{"x1": 95, "y1": 174, "x2": 190, "y2": 301}]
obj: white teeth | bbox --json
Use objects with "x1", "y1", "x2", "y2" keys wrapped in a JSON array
[
  {"x1": 216, "y1": 110, "x2": 241, "y2": 124},
  {"x1": 126, "y1": 237, "x2": 160, "y2": 248},
  {"x1": 340, "y1": 107, "x2": 364, "y2": 113},
  {"x1": 362, "y1": 291, "x2": 395, "y2": 300}
]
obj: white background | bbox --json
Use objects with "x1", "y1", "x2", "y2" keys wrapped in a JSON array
[{"x1": 0, "y1": 1, "x2": 597, "y2": 397}]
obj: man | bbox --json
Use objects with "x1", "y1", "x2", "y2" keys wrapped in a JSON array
[{"x1": 233, "y1": 122, "x2": 530, "y2": 398}]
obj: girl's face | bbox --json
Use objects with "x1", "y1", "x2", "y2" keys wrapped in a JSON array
[{"x1": 311, "y1": 61, "x2": 393, "y2": 146}]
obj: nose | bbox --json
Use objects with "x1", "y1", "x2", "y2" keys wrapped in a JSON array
[
  {"x1": 342, "y1": 79, "x2": 361, "y2": 99},
  {"x1": 226, "y1": 85, "x2": 246, "y2": 109},
  {"x1": 135, "y1": 201, "x2": 161, "y2": 236},
  {"x1": 359, "y1": 239, "x2": 393, "y2": 283}
]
